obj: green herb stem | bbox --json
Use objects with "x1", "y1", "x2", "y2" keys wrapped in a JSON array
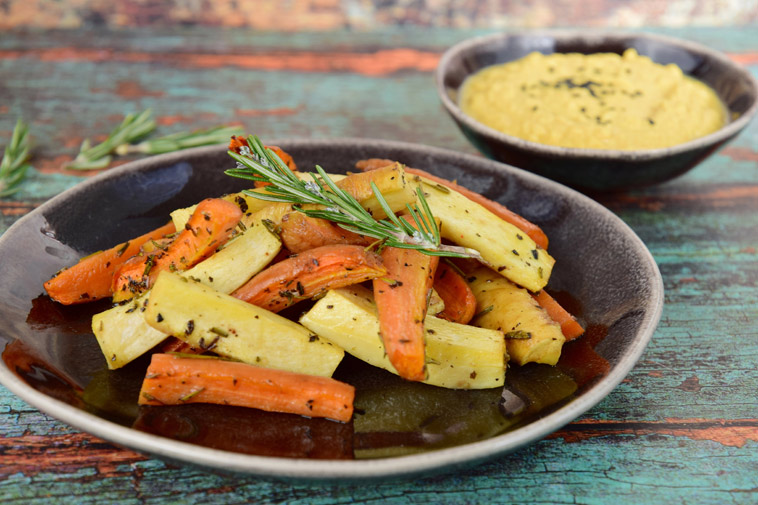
[
  {"x1": 66, "y1": 110, "x2": 243, "y2": 170},
  {"x1": 66, "y1": 109, "x2": 157, "y2": 170},
  {"x1": 0, "y1": 119, "x2": 32, "y2": 197},
  {"x1": 116, "y1": 125, "x2": 244, "y2": 155}
]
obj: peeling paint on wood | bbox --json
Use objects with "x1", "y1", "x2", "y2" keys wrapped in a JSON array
[
  {"x1": 0, "y1": 47, "x2": 441, "y2": 76},
  {"x1": 1, "y1": 0, "x2": 757, "y2": 30},
  {"x1": 550, "y1": 418, "x2": 758, "y2": 448},
  {"x1": 1, "y1": 26, "x2": 757, "y2": 504},
  {"x1": 0, "y1": 433, "x2": 148, "y2": 477}
]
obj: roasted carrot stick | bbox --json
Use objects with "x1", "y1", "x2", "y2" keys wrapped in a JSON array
[
  {"x1": 43, "y1": 222, "x2": 176, "y2": 305},
  {"x1": 355, "y1": 158, "x2": 549, "y2": 249},
  {"x1": 232, "y1": 244, "x2": 386, "y2": 312},
  {"x1": 111, "y1": 198, "x2": 242, "y2": 302},
  {"x1": 532, "y1": 290, "x2": 584, "y2": 341},
  {"x1": 229, "y1": 136, "x2": 297, "y2": 188},
  {"x1": 353, "y1": 158, "x2": 396, "y2": 172},
  {"x1": 138, "y1": 353, "x2": 355, "y2": 423},
  {"x1": 433, "y1": 262, "x2": 477, "y2": 325},
  {"x1": 279, "y1": 212, "x2": 371, "y2": 253},
  {"x1": 373, "y1": 232, "x2": 440, "y2": 382}
]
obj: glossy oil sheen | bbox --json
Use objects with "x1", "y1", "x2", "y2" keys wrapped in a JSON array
[{"x1": 0, "y1": 140, "x2": 663, "y2": 480}]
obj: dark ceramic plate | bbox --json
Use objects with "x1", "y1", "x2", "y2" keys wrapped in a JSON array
[
  {"x1": 436, "y1": 31, "x2": 758, "y2": 192},
  {"x1": 0, "y1": 140, "x2": 663, "y2": 480}
]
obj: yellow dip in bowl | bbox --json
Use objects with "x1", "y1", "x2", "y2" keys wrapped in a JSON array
[{"x1": 459, "y1": 49, "x2": 727, "y2": 150}]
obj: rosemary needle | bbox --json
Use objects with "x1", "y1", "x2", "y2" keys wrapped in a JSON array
[{"x1": 0, "y1": 119, "x2": 32, "y2": 198}]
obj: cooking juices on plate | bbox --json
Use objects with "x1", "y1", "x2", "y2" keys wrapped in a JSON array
[
  {"x1": 35, "y1": 137, "x2": 609, "y2": 458},
  {"x1": 459, "y1": 49, "x2": 727, "y2": 150}
]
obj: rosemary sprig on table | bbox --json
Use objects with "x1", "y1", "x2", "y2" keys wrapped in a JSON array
[
  {"x1": 225, "y1": 135, "x2": 482, "y2": 259},
  {"x1": 0, "y1": 119, "x2": 32, "y2": 197},
  {"x1": 115, "y1": 125, "x2": 243, "y2": 155},
  {"x1": 66, "y1": 109, "x2": 243, "y2": 170},
  {"x1": 66, "y1": 109, "x2": 157, "y2": 170}
]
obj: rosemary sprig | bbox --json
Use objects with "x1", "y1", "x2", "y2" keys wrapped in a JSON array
[
  {"x1": 115, "y1": 125, "x2": 243, "y2": 155},
  {"x1": 0, "y1": 119, "x2": 32, "y2": 198},
  {"x1": 66, "y1": 109, "x2": 157, "y2": 170},
  {"x1": 225, "y1": 135, "x2": 482, "y2": 259},
  {"x1": 67, "y1": 110, "x2": 243, "y2": 170}
]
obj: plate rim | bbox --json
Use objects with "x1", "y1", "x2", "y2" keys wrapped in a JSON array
[{"x1": 0, "y1": 139, "x2": 664, "y2": 480}]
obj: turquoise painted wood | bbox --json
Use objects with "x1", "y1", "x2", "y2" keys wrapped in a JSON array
[{"x1": 1, "y1": 26, "x2": 757, "y2": 504}]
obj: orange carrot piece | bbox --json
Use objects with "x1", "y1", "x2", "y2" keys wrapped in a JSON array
[
  {"x1": 229, "y1": 136, "x2": 297, "y2": 188},
  {"x1": 138, "y1": 354, "x2": 355, "y2": 423},
  {"x1": 232, "y1": 244, "x2": 386, "y2": 312},
  {"x1": 433, "y1": 262, "x2": 477, "y2": 325},
  {"x1": 43, "y1": 222, "x2": 176, "y2": 305},
  {"x1": 532, "y1": 290, "x2": 585, "y2": 340},
  {"x1": 373, "y1": 240, "x2": 440, "y2": 382},
  {"x1": 111, "y1": 198, "x2": 242, "y2": 302},
  {"x1": 355, "y1": 158, "x2": 549, "y2": 249},
  {"x1": 279, "y1": 212, "x2": 371, "y2": 254},
  {"x1": 354, "y1": 158, "x2": 395, "y2": 171}
]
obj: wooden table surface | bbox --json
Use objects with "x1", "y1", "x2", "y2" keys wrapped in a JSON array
[{"x1": 1, "y1": 26, "x2": 757, "y2": 504}]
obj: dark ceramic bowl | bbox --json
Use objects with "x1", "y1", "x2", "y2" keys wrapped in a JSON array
[
  {"x1": 0, "y1": 140, "x2": 663, "y2": 480},
  {"x1": 436, "y1": 31, "x2": 758, "y2": 192}
]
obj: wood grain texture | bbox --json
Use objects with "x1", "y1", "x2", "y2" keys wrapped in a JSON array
[
  {"x1": 1, "y1": 0, "x2": 758, "y2": 30},
  {"x1": 1, "y1": 26, "x2": 758, "y2": 504}
]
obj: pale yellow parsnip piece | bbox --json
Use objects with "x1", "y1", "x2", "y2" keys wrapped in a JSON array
[
  {"x1": 92, "y1": 298, "x2": 165, "y2": 369},
  {"x1": 92, "y1": 221, "x2": 281, "y2": 369},
  {"x1": 183, "y1": 220, "x2": 280, "y2": 293},
  {"x1": 468, "y1": 266, "x2": 565, "y2": 365},
  {"x1": 300, "y1": 285, "x2": 506, "y2": 389},
  {"x1": 414, "y1": 176, "x2": 555, "y2": 292},
  {"x1": 144, "y1": 271, "x2": 344, "y2": 377}
]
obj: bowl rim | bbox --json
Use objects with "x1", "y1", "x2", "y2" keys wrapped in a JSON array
[
  {"x1": 0, "y1": 139, "x2": 664, "y2": 481},
  {"x1": 435, "y1": 29, "x2": 758, "y2": 160}
]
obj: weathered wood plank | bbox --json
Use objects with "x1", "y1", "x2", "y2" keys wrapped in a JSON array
[
  {"x1": 6, "y1": 25, "x2": 758, "y2": 56},
  {"x1": 1, "y1": 25, "x2": 757, "y2": 504},
  {"x1": 1, "y1": 434, "x2": 757, "y2": 504},
  {"x1": 2, "y1": 1, "x2": 757, "y2": 31}
]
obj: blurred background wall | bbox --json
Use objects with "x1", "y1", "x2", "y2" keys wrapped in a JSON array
[{"x1": 2, "y1": 0, "x2": 757, "y2": 30}]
